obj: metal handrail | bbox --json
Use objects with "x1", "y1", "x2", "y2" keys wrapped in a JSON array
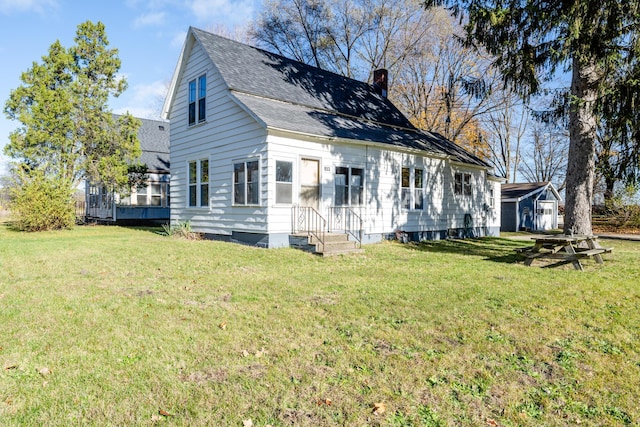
[
  {"x1": 329, "y1": 206, "x2": 364, "y2": 248},
  {"x1": 291, "y1": 205, "x2": 326, "y2": 251}
]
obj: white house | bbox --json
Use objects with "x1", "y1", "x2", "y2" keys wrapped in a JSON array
[
  {"x1": 85, "y1": 117, "x2": 170, "y2": 224},
  {"x1": 162, "y1": 27, "x2": 501, "y2": 250}
]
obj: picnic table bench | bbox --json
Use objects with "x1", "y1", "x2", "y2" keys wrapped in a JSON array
[{"x1": 515, "y1": 234, "x2": 613, "y2": 271}]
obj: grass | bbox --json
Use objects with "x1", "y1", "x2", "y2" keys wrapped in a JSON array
[{"x1": 1, "y1": 223, "x2": 639, "y2": 426}]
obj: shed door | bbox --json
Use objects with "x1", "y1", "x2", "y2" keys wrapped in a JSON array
[
  {"x1": 536, "y1": 200, "x2": 556, "y2": 231},
  {"x1": 299, "y1": 158, "x2": 320, "y2": 210}
]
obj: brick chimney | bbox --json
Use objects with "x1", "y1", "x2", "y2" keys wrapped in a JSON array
[{"x1": 373, "y1": 69, "x2": 388, "y2": 98}]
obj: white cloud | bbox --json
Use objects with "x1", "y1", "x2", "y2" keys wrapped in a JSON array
[
  {"x1": 133, "y1": 11, "x2": 166, "y2": 28},
  {"x1": 0, "y1": 0, "x2": 57, "y2": 15},
  {"x1": 188, "y1": 0, "x2": 255, "y2": 27},
  {"x1": 114, "y1": 80, "x2": 169, "y2": 120}
]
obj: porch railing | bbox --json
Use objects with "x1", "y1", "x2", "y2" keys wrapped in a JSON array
[
  {"x1": 329, "y1": 206, "x2": 364, "y2": 248},
  {"x1": 291, "y1": 204, "x2": 326, "y2": 251}
]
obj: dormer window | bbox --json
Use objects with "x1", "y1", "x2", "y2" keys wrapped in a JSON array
[{"x1": 188, "y1": 74, "x2": 206, "y2": 125}]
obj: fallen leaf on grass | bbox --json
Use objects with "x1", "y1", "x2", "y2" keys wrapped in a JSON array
[
  {"x1": 158, "y1": 409, "x2": 173, "y2": 417},
  {"x1": 151, "y1": 414, "x2": 162, "y2": 421},
  {"x1": 243, "y1": 419, "x2": 253, "y2": 427},
  {"x1": 241, "y1": 350, "x2": 250, "y2": 358},
  {"x1": 218, "y1": 322, "x2": 227, "y2": 330},
  {"x1": 487, "y1": 418, "x2": 499, "y2": 427},
  {"x1": 38, "y1": 367, "x2": 51, "y2": 376},
  {"x1": 372, "y1": 402, "x2": 386, "y2": 415},
  {"x1": 317, "y1": 398, "x2": 332, "y2": 406}
]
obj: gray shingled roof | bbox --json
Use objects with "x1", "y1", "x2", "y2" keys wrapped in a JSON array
[
  {"x1": 191, "y1": 28, "x2": 490, "y2": 169},
  {"x1": 137, "y1": 117, "x2": 170, "y2": 173},
  {"x1": 501, "y1": 182, "x2": 551, "y2": 200}
]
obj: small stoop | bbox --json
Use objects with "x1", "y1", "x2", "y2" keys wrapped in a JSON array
[{"x1": 289, "y1": 233, "x2": 363, "y2": 256}]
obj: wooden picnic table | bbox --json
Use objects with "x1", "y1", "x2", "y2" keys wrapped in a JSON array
[{"x1": 515, "y1": 234, "x2": 613, "y2": 271}]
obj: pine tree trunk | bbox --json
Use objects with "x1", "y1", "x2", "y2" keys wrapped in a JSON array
[{"x1": 564, "y1": 56, "x2": 600, "y2": 235}]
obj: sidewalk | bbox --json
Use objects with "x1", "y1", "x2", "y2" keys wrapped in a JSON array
[
  {"x1": 594, "y1": 232, "x2": 640, "y2": 241},
  {"x1": 504, "y1": 231, "x2": 640, "y2": 242}
]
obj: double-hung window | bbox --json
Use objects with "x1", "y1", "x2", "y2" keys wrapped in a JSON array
[
  {"x1": 275, "y1": 160, "x2": 293, "y2": 204},
  {"x1": 150, "y1": 183, "x2": 162, "y2": 207},
  {"x1": 188, "y1": 159, "x2": 209, "y2": 207},
  {"x1": 126, "y1": 182, "x2": 168, "y2": 207},
  {"x1": 334, "y1": 166, "x2": 363, "y2": 206},
  {"x1": 402, "y1": 168, "x2": 411, "y2": 209},
  {"x1": 402, "y1": 167, "x2": 424, "y2": 210},
  {"x1": 414, "y1": 168, "x2": 424, "y2": 209},
  {"x1": 454, "y1": 172, "x2": 472, "y2": 196},
  {"x1": 234, "y1": 160, "x2": 259, "y2": 205},
  {"x1": 136, "y1": 184, "x2": 148, "y2": 206},
  {"x1": 188, "y1": 74, "x2": 206, "y2": 125}
]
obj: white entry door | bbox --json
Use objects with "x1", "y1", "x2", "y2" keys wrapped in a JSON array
[
  {"x1": 536, "y1": 201, "x2": 556, "y2": 231},
  {"x1": 299, "y1": 158, "x2": 320, "y2": 210}
]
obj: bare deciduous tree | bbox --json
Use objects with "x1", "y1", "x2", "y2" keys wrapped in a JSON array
[
  {"x1": 483, "y1": 92, "x2": 529, "y2": 183},
  {"x1": 253, "y1": 2, "x2": 505, "y2": 162},
  {"x1": 518, "y1": 123, "x2": 568, "y2": 187}
]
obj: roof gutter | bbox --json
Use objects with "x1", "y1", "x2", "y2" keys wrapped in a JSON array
[{"x1": 265, "y1": 126, "x2": 451, "y2": 161}]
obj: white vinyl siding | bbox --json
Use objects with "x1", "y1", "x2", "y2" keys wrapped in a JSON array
[
  {"x1": 168, "y1": 39, "x2": 267, "y2": 235},
  {"x1": 167, "y1": 32, "x2": 500, "y2": 244}
]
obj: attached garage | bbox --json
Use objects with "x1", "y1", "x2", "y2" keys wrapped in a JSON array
[{"x1": 501, "y1": 182, "x2": 561, "y2": 232}]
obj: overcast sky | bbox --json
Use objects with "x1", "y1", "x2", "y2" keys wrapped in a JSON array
[{"x1": 0, "y1": 0, "x2": 261, "y2": 174}]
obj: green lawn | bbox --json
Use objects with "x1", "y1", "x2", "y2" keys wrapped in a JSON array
[{"x1": 1, "y1": 223, "x2": 639, "y2": 426}]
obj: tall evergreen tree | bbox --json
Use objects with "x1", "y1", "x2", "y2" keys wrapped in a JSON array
[
  {"x1": 426, "y1": 0, "x2": 640, "y2": 234},
  {"x1": 4, "y1": 21, "x2": 141, "y2": 229}
]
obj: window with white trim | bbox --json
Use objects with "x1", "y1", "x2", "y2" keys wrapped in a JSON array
[
  {"x1": 454, "y1": 172, "x2": 472, "y2": 196},
  {"x1": 402, "y1": 167, "x2": 411, "y2": 209},
  {"x1": 122, "y1": 182, "x2": 168, "y2": 207},
  {"x1": 188, "y1": 159, "x2": 209, "y2": 207},
  {"x1": 188, "y1": 74, "x2": 206, "y2": 125},
  {"x1": 234, "y1": 160, "x2": 260, "y2": 205},
  {"x1": 275, "y1": 160, "x2": 293, "y2": 204},
  {"x1": 334, "y1": 166, "x2": 363, "y2": 206},
  {"x1": 137, "y1": 184, "x2": 149, "y2": 206},
  {"x1": 402, "y1": 167, "x2": 424, "y2": 210},
  {"x1": 414, "y1": 168, "x2": 424, "y2": 210}
]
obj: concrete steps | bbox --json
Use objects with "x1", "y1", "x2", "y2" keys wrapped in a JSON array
[{"x1": 290, "y1": 233, "x2": 363, "y2": 256}]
